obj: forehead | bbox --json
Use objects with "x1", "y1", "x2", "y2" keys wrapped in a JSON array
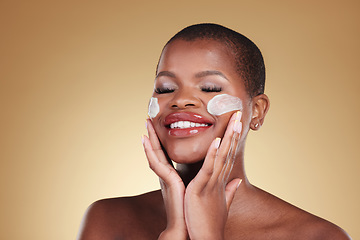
[{"x1": 157, "y1": 39, "x2": 238, "y2": 78}]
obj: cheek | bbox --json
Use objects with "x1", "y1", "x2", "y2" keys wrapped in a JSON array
[{"x1": 207, "y1": 94, "x2": 243, "y2": 116}]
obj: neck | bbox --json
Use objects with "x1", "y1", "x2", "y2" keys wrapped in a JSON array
[{"x1": 176, "y1": 161, "x2": 204, "y2": 186}]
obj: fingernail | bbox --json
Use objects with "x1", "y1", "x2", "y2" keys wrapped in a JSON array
[
  {"x1": 233, "y1": 120, "x2": 238, "y2": 132},
  {"x1": 235, "y1": 111, "x2": 242, "y2": 121},
  {"x1": 237, "y1": 179, "x2": 243, "y2": 189},
  {"x1": 233, "y1": 120, "x2": 242, "y2": 133},
  {"x1": 214, "y1": 137, "x2": 221, "y2": 149},
  {"x1": 237, "y1": 121, "x2": 242, "y2": 133},
  {"x1": 145, "y1": 119, "x2": 148, "y2": 128}
]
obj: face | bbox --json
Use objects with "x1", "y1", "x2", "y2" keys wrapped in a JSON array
[{"x1": 151, "y1": 39, "x2": 253, "y2": 164}]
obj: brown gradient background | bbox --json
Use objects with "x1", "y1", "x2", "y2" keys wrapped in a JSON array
[{"x1": 0, "y1": 0, "x2": 359, "y2": 239}]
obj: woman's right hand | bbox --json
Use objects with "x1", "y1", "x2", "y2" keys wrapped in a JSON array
[{"x1": 142, "y1": 119, "x2": 188, "y2": 240}]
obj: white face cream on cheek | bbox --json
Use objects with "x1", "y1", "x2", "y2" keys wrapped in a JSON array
[
  {"x1": 207, "y1": 94, "x2": 243, "y2": 116},
  {"x1": 148, "y1": 97, "x2": 160, "y2": 119}
]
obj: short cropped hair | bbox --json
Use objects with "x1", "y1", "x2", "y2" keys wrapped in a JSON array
[{"x1": 161, "y1": 23, "x2": 265, "y2": 97}]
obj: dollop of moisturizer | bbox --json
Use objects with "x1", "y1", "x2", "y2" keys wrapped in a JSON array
[
  {"x1": 148, "y1": 97, "x2": 160, "y2": 119},
  {"x1": 207, "y1": 94, "x2": 243, "y2": 116}
]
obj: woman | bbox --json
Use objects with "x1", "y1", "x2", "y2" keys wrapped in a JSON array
[{"x1": 78, "y1": 23, "x2": 350, "y2": 240}]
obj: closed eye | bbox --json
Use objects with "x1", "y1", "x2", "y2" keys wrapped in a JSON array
[
  {"x1": 201, "y1": 86, "x2": 222, "y2": 92},
  {"x1": 155, "y1": 87, "x2": 175, "y2": 94}
]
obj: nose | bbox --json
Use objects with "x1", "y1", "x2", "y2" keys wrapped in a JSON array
[{"x1": 169, "y1": 89, "x2": 201, "y2": 109}]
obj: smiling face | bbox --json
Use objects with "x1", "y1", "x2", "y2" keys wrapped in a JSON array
[{"x1": 151, "y1": 39, "x2": 254, "y2": 163}]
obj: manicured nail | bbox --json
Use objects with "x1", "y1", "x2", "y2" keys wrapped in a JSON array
[
  {"x1": 235, "y1": 111, "x2": 242, "y2": 121},
  {"x1": 237, "y1": 179, "x2": 243, "y2": 189},
  {"x1": 233, "y1": 120, "x2": 242, "y2": 133},
  {"x1": 214, "y1": 137, "x2": 221, "y2": 149},
  {"x1": 233, "y1": 120, "x2": 238, "y2": 132},
  {"x1": 237, "y1": 121, "x2": 242, "y2": 133},
  {"x1": 145, "y1": 119, "x2": 148, "y2": 129}
]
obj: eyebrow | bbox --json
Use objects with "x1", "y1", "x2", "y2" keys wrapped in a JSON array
[
  {"x1": 156, "y1": 71, "x2": 176, "y2": 78},
  {"x1": 195, "y1": 70, "x2": 229, "y2": 81},
  {"x1": 156, "y1": 70, "x2": 229, "y2": 81}
]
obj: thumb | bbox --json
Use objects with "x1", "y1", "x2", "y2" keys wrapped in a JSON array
[{"x1": 225, "y1": 178, "x2": 242, "y2": 210}]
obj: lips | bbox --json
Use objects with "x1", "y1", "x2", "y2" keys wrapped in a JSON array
[{"x1": 164, "y1": 112, "x2": 213, "y2": 137}]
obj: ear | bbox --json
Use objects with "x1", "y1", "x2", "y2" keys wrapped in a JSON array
[{"x1": 250, "y1": 94, "x2": 270, "y2": 130}]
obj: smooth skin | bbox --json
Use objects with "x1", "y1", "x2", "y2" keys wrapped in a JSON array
[
  {"x1": 144, "y1": 112, "x2": 242, "y2": 240},
  {"x1": 77, "y1": 39, "x2": 351, "y2": 240}
]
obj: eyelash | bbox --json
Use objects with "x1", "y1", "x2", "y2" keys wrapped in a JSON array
[
  {"x1": 201, "y1": 86, "x2": 222, "y2": 92},
  {"x1": 154, "y1": 86, "x2": 222, "y2": 94},
  {"x1": 155, "y1": 87, "x2": 175, "y2": 94}
]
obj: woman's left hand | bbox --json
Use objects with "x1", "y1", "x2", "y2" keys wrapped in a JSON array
[{"x1": 184, "y1": 111, "x2": 243, "y2": 240}]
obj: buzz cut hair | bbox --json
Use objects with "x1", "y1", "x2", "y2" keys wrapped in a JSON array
[{"x1": 162, "y1": 23, "x2": 265, "y2": 98}]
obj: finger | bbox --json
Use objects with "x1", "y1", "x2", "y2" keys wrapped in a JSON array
[
  {"x1": 142, "y1": 135, "x2": 179, "y2": 185},
  {"x1": 225, "y1": 178, "x2": 242, "y2": 211},
  {"x1": 221, "y1": 121, "x2": 242, "y2": 183},
  {"x1": 146, "y1": 119, "x2": 171, "y2": 166},
  {"x1": 210, "y1": 111, "x2": 242, "y2": 183},
  {"x1": 190, "y1": 138, "x2": 221, "y2": 191},
  {"x1": 142, "y1": 133, "x2": 186, "y2": 230}
]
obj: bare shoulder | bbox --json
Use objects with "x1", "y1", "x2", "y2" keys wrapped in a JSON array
[
  {"x1": 298, "y1": 215, "x2": 352, "y2": 240},
  {"x1": 77, "y1": 190, "x2": 166, "y2": 240},
  {"x1": 265, "y1": 190, "x2": 352, "y2": 240},
  {"x1": 228, "y1": 186, "x2": 351, "y2": 240}
]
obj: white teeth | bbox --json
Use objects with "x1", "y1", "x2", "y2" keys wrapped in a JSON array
[{"x1": 169, "y1": 121, "x2": 209, "y2": 129}]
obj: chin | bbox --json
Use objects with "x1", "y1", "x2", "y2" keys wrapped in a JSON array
[
  {"x1": 169, "y1": 153, "x2": 204, "y2": 164},
  {"x1": 166, "y1": 143, "x2": 208, "y2": 164},
  {"x1": 158, "y1": 128, "x2": 220, "y2": 164}
]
